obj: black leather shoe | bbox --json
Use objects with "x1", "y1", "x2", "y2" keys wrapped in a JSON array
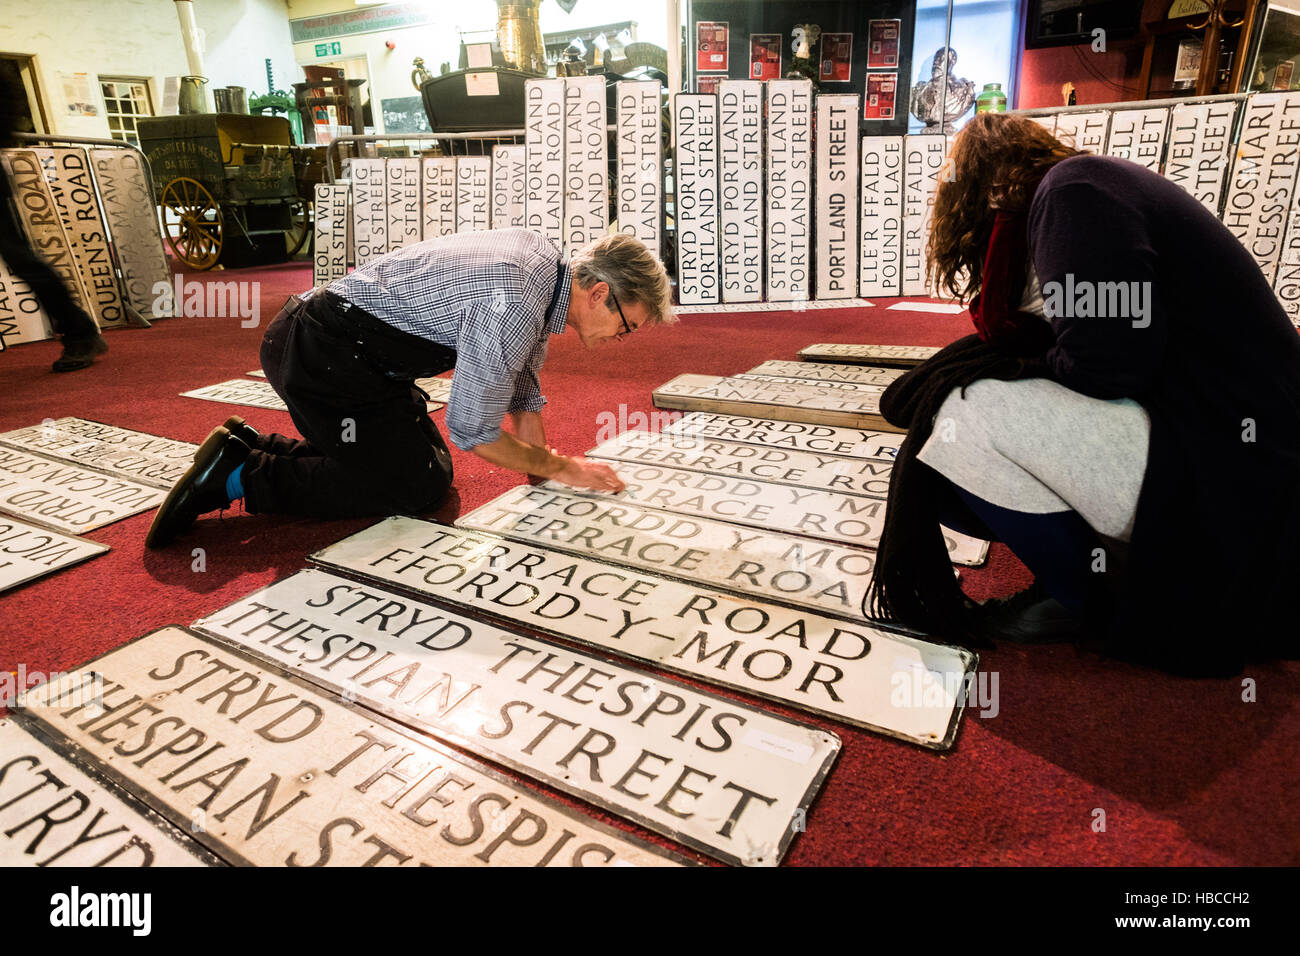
[
  {"x1": 145, "y1": 427, "x2": 251, "y2": 549},
  {"x1": 221, "y1": 415, "x2": 262, "y2": 449},
  {"x1": 52, "y1": 333, "x2": 109, "y2": 372},
  {"x1": 975, "y1": 583, "x2": 1084, "y2": 644}
]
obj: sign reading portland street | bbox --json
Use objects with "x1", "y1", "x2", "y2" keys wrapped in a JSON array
[
  {"x1": 719, "y1": 80, "x2": 763, "y2": 302},
  {"x1": 814, "y1": 94, "x2": 860, "y2": 300},
  {"x1": 312, "y1": 518, "x2": 976, "y2": 749},
  {"x1": 195, "y1": 569, "x2": 838, "y2": 866},
  {"x1": 675, "y1": 93, "x2": 720, "y2": 305},
  {"x1": 616, "y1": 80, "x2": 662, "y2": 256},
  {"x1": 19, "y1": 627, "x2": 685, "y2": 868}
]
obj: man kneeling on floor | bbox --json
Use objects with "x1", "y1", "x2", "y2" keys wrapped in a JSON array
[{"x1": 147, "y1": 229, "x2": 674, "y2": 548}]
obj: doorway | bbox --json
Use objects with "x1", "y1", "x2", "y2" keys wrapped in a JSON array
[{"x1": 0, "y1": 54, "x2": 49, "y2": 136}]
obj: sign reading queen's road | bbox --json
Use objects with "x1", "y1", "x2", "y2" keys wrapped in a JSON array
[{"x1": 675, "y1": 93, "x2": 720, "y2": 305}]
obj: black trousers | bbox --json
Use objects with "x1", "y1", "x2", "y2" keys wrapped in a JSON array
[
  {"x1": 0, "y1": 167, "x2": 98, "y2": 340},
  {"x1": 243, "y1": 293, "x2": 456, "y2": 518}
]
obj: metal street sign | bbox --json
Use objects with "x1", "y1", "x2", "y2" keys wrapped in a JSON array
[
  {"x1": 0, "y1": 447, "x2": 165, "y2": 534},
  {"x1": 0, "y1": 516, "x2": 107, "y2": 594},
  {"x1": 745, "y1": 360, "x2": 905, "y2": 387},
  {"x1": 664, "y1": 412, "x2": 902, "y2": 459},
  {"x1": 654, "y1": 374, "x2": 896, "y2": 431},
  {"x1": 797, "y1": 343, "x2": 940, "y2": 366},
  {"x1": 0, "y1": 418, "x2": 197, "y2": 490}
]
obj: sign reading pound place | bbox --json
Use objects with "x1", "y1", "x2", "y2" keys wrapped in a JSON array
[
  {"x1": 563, "y1": 75, "x2": 608, "y2": 251},
  {"x1": 312, "y1": 183, "x2": 349, "y2": 284},
  {"x1": 901, "y1": 135, "x2": 946, "y2": 296},
  {"x1": 350, "y1": 158, "x2": 387, "y2": 266},
  {"x1": 421, "y1": 157, "x2": 456, "y2": 238},
  {"x1": 525, "y1": 78, "x2": 565, "y2": 249},
  {"x1": 815, "y1": 95, "x2": 860, "y2": 300},
  {"x1": 89, "y1": 148, "x2": 172, "y2": 319},
  {"x1": 615, "y1": 80, "x2": 662, "y2": 256},
  {"x1": 491, "y1": 145, "x2": 526, "y2": 229},
  {"x1": 455, "y1": 156, "x2": 491, "y2": 233},
  {"x1": 766, "y1": 79, "x2": 812, "y2": 303},
  {"x1": 675, "y1": 92, "x2": 720, "y2": 305},
  {"x1": 18, "y1": 627, "x2": 685, "y2": 868},
  {"x1": 719, "y1": 80, "x2": 763, "y2": 303},
  {"x1": 385, "y1": 157, "x2": 421, "y2": 250},
  {"x1": 859, "y1": 135, "x2": 903, "y2": 296}
]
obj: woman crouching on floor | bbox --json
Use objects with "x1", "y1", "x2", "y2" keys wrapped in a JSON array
[{"x1": 865, "y1": 113, "x2": 1300, "y2": 676}]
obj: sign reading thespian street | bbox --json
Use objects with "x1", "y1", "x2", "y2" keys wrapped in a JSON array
[{"x1": 194, "y1": 569, "x2": 839, "y2": 865}]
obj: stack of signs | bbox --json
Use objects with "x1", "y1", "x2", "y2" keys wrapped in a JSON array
[
  {"x1": 814, "y1": 95, "x2": 860, "y2": 300},
  {"x1": 901, "y1": 135, "x2": 946, "y2": 296},
  {"x1": 350, "y1": 158, "x2": 388, "y2": 266},
  {"x1": 89, "y1": 148, "x2": 173, "y2": 319},
  {"x1": 859, "y1": 135, "x2": 903, "y2": 297},
  {"x1": 0, "y1": 418, "x2": 196, "y2": 490},
  {"x1": 1221, "y1": 91, "x2": 1300, "y2": 285},
  {"x1": 798, "y1": 342, "x2": 939, "y2": 366},
  {"x1": 653, "y1": 373, "x2": 896, "y2": 431},
  {"x1": 1163, "y1": 100, "x2": 1238, "y2": 215},
  {"x1": 422, "y1": 157, "x2": 457, "y2": 238},
  {"x1": 385, "y1": 157, "x2": 422, "y2": 250},
  {"x1": 491, "y1": 145, "x2": 526, "y2": 229},
  {"x1": 765, "y1": 80, "x2": 813, "y2": 303},
  {"x1": 615, "y1": 80, "x2": 662, "y2": 257},
  {"x1": 312, "y1": 183, "x2": 350, "y2": 285},
  {"x1": 675, "y1": 92, "x2": 720, "y2": 305},
  {"x1": 524, "y1": 78, "x2": 565, "y2": 249},
  {"x1": 563, "y1": 75, "x2": 608, "y2": 251},
  {"x1": 719, "y1": 80, "x2": 764, "y2": 303},
  {"x1": 1052, "y1": 111, "x2": 1110, "y2": 154},
  {"x1": 455, "y1": 157, "x2": 491, "y2": 233},
  {"x1": 1104, "y1": 107, "x2": 1169, "y2": 171}
]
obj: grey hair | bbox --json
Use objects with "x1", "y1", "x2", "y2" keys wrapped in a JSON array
[{"x1": 570, "y1": 233, "x2": 677, "y2": 325}]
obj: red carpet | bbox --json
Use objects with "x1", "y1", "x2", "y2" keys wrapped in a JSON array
[{"x1": 2, "y1": 260, "x2": 1296, "y2": 866}]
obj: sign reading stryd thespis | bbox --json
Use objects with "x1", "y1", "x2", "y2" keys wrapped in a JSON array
[
  {"x1": 194, "y1": 568, "x2": 839, "y2": 866},
  {"x1": 17, "y1": 627, "x2": 689, "y2": 868},
  {"x1": 311, "y1": 517, "x2": 977, "y2": 750}
]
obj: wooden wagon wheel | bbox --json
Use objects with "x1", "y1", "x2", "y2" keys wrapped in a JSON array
[
  {"x1": 284, "y1": 198, "x2": 311, "y2": 256},
  {"x1": 161, "y1": 177, "x2": 223, "y2": 270}
]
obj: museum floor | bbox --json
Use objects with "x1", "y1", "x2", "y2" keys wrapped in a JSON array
[{"x1": 2, "y1": 259, "x2": 1295, "y2": 867}]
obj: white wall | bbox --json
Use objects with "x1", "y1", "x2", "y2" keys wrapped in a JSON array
[{"x1": 0, "y1": 0, "x2": 299, "y2": 137}]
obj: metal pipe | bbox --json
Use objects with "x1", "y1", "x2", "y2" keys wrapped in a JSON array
[
  {"x1": 173, "y1": 0, "x2": 206, "y2": 78},
  {"x1": 1010, "y1": 91, "x2": 1251, "y2": 117}
]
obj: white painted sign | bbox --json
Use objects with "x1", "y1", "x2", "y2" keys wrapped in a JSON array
[
  {"x1": 766, "y1": 80, "x2": 813, "y2": 302},
  {"x1": 1104, "y1": 107, "x2": 1169, "y2": 171},
  {"x1": 815, "y1": 95, "x2": 860, "y2": 300},
  {"x1": 1222, "y1": 91, "x2": 1300, "y2": 283},
  {"x1": 1275, "y1": 207, "x2": 1300, "y2": 326},
  {"x1": 675, "y1": 93, "x2": 720, "y2": 305},
  {"x1": 615, "y1": 80, "x2": 662, "y2": 255},
  {"x1": 0, "y1": 150, "x2": 90, "y2": 319},
  {"x1": 0, "y1": 446, "x2": 165, "y2": 534},
  {"x1": 664, "y1": 412, "x2": 903, "y2": 460},
  {"x1": 1052, "y1": 110, "x2": 1111, "y2": 154},
  {"x1": 563, "y1": 75, "x2": 608, "y2": 251},
  {"x1": 0, "y1": 256, "x2": 53, "y2": 347},
  {"x1": 746, "y1": 360, "x2": 904, "y2": 387},
  {"x1": 0, "y1": 418, "x2": 196, "y2": 490},
  {"x1": 653, "y1": 373, "x2": 894, "y2": 431},
  {"x1": 19, "y1": 627, "x2": 683, "y2": 868},
  {"x1": 385, "y1": 157, "x2": 422, "y2": 250},
  {"x1": 491, "y1": 145, "x2": 526, "y2": 229},
  {"x1": 735, "y1": 373, "x2": 885, "y2": 393},
  {"x1": 901, "y1": 135, "x2": 946, "y2": 296},
  {"x1": 1163, "y1": 100, "x2": 1238, "y2": 214},
  {"x1": 798, "y1": 342, "x2": 939, "y2": 366},
  {"x1": 180, "y1": 378, "x2": 288, "y2": 411},
  {"x1": 421, "y1": 157, "x2": 457, "y2": 238},
  {"x1": 859, "y1": 135, "x2": 903, "y2": 297},
  {"x1": 719, "y1": 80, "x2": 764, "y2": 303},
  {"x1": 313, "y1": 518, "x2": 975, "y2": 749},
  {"x1": 312, "y1": 182, "x2": 350, "y2": 284},
  {"x1": 350, "y1": 158, "x2": 388, "y2": 266},
  {"x1": 0, "y1": 516, "x2": 107, "y2": 594},
  {"x1": 456, "y1": 156, "x2": 491, "y2": 233},
  {"x1": 525, "y1": 78, "x2": 566, "y2": 249},
  {"x1": 90, "y1": 148, "x2": 172, "y2": 318}
]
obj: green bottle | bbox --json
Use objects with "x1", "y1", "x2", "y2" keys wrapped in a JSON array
[{"x1": 976, "y1": 82, "x2": 1007, "y2": 114}]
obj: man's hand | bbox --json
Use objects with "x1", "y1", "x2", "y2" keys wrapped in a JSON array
[
  {"x1": 552, "y1": 455, "x2": 627, "y2": 493},
  {"x1": 470, "y1": 433, "x2": 625, "y2": 492}
]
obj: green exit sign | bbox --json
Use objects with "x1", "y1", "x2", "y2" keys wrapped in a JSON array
[{"x1": 314, "y1": 41, "x2": 342, "y2": 57}]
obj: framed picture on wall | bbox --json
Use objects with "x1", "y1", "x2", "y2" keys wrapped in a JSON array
[
  {"x1": 697, "y1": 21, "x2": 730, "y2": 72},
  {"x1": 750, "y1": 33, "x2": 782, "y2": 80},
  {"x1": 821, "y1": 32, "x2": 852, "y2": 82}
]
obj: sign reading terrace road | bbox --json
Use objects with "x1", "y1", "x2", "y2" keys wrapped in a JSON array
[
  {"x1": 19, "y1": 627, "x2": 684, "y2": 868},
  {"x1": 458, "y1": 484, "x2": 879, "y2": 620},
  {"x1": 194, "y1": 569, "x2": 837, "y2": 866},
  {"x1": 665, "y1": 413, "x2": 902, "y2": 459},
  {"x1": 311, "y1": 518, "x2": 976, "y2": 749},
  {"x1": 653, "y1": 374, "x2": 897, "y2": 431}
]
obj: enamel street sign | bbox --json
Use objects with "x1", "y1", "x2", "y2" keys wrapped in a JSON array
[
  {"x1": 0, "y1": 447, "x2": 165, "y2": 534},
  {"x1": 745, "y1": 360, "x2": 904, "y2": 387},
  {"x1": 664, "y1": 412, "x2": 902, "y2": 459},
  {"x1": 797, "y1": 343, "x2": 940, "y2": 366},
  {"x1": 0, "y1": 516, "x2": 108, "y2": 594},
  {"x1": 735, "y1": 373, "x2": 887, "y2": 393},
  {"x1": 653, "y1": 373, "x2": 896, "y2": 431},
  {"x1": 0, "y1": 418, "x2": 197, "y2": 490}
]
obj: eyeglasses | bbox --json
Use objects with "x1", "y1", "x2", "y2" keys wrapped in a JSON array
[{"x1": 609, "y1": 289, "x2": 634, "y2": 341}]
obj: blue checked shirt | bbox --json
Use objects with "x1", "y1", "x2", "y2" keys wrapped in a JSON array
[{"x1": 324, "y1": 228, "x2": 570, "y2": 450}]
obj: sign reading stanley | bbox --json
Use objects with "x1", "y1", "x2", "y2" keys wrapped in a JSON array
[
  {"x1": 0, "y1": 418, "x2": 196, "y2": 491},
  {"x1": 18, "y1": 627, "x2": 684, "y2": 868},
  {"x1": 195, "y1": 569, "x2": 838, "y2": 866},
  {"x1": 311, "y1": 518, "x2": 974, "y2": 749}
]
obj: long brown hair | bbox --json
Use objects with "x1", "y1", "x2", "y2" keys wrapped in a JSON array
[{"x1": 927, "y1": 113, "x2": 1080, "y2": 301}]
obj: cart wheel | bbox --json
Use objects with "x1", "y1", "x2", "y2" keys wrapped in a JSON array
[
  {"x1": 161, "y1": 177, "x2": 223, "y2": 270},
  {"x1": 284, "y1": 198, "x2": 311, "y2": 256}
]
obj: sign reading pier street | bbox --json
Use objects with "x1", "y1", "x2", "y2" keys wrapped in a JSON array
[
  {"x1": 18, "y1": 627, "x2": 685, "y2": 868},
  {"x1": 194, "y1": 569, "x2": 838, "y2": 866},
  {"x1": 311, "y1": 517, "x2": 976, "y2": 749}
]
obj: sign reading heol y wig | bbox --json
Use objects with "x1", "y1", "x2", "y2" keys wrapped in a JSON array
[
  {"x1": 766, "y1": 79, "x2": 813, "y2": 302},
  {"x1": 859, "y1": 135, "x2": 903, "y2": 296},
  {"x1": 563, "y1": 75, "x2": 608, "y2": 251},
  {"x1": 1105, "y1": 107, "x2": 1169, "y2": 171},
  {"x1": 311, "y1": 518, "x2": 975, "y2": 750},
  {"x1": 350, "y1": 158, "x2": 387, "y2": 265},
  {"x1": 0, "y1": 150, "x2": 90, "y2": 318},
  {"x1": 455, "y1": 157, "x2": 491, "y2": 233},
  {"x1": 17, "y1": 627, "x2": 685, "y2": 868},
  {"x1": 664, "y1": 412, "x2": 903, "y2": 460},
  {"x1": 1163, "y1": 101, "x2": 1238, "y2": 214},
  {"x1": 0, "y1": 418, "x2": 196, "y2": 490},
  {"x1": 90, "y1": 149, "x2": 172, "y2": 318},
  {"x1": 719, "y1": 80, "x2": 763, "y2": 303},
  {"x1": 491, "y1": 145, "x2": 526, "y2": 229},
  {"x1": 615, "y1": 80, "x2": 662, "y2": 255},
  {"x1": 312, "y1": 183, "x2": 350, "y2": 284},
  {"x1": 675, "y1": 92, "x2": 720, "y2": 304},
  {"x1": 815, "y1": 95, "x2": 860, "y2": 300},
  {"x1": 1052, "y1": 110, "x2": 1110, "y2": 154},
  {"x1": 525, "y1": 78, "x2": 565, "y2": 249},
  {"x1": 194, "y1": 568, "x2": 838, "y2": 866},
  {"x1": 421, "y1": 157, "x2": 456, "y2": 238},
  {"x1": 901, "y1": 135, "x2": 946, "y2": 296},
  {"x1": 385, "y1": 157, "x2": 422, "y2": 250},
  {"x1": 1222, "y1": 91, "x2": 1300, "y2": 283}
]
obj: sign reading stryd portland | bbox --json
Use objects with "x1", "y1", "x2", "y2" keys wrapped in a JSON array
[
  {"x1": 312, "y1": 518, "x2": 975, "y2": 749},
  {"x1": 745, "y1": 360, "x2": 905, "y2": 387},
  {"x1": 814, "y1": 94, "x2": 860, "y2": 300},
  {"x1": 0, "y1": 516, "x2": 107, "y2": 594},
  {"x1": 675, "y1": 92, "x2": 720, "y2": 305},
  {"x1": 194, "y1": 569, "x2": 839, "y2": 866},
  {"x1": 90, "y1": 149, "x2": 173, "y2": 318},
  {"x1": 0, "y1": 418, "x2": 196, "y2": 490},
  {"x1": 313, "y1": 183, "x2": 350, "y2": 285},
  {"x1": 665, "y1": 412, "x2": 903, "y2": 459},
  {"x1": 860, "y1": 135, "x2": 903, "y2": 297},
  {"x1": 524, "y1": 78, "x2": 565, "y2": 250},
  {"x1": 385, "y1": 157, "x2": 422, "y2": 250},
  {"x1": 616, "y1": 80, "x2": 662, "y2": 256},
  {"x1": 563, "y1": 75, "x2": 608, "y2": 251},
  {"x1": 18, "y1": 627, "x2": 687, "y2": 868},
  {"x1": 0, "y1": 719, "x2": 211, "y2": 866},
  {"x1": 766, "y1": 79, "x2": 812, "y2": 303},
  {"x1": 421, "y1": 157, "x2": 457, "y2": 238},
  {"x1": 0, "y1": 447, "x2": 165, "y2": 534},
  {"x1": 719, "y1": 79, "x2": 764, "y2": 303},
  {"x1": 797, "y1": 342, "x2": 940, "y2": 366},
  {"x1": 545, "y1": 459, "x2": 988, "y2": 566},
  {"x1": 458, "y1": 484, "x2": 880, "y2": 621},
  {"x1": 653, "y1": 373, "x2": 897, "y2": 431}
]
